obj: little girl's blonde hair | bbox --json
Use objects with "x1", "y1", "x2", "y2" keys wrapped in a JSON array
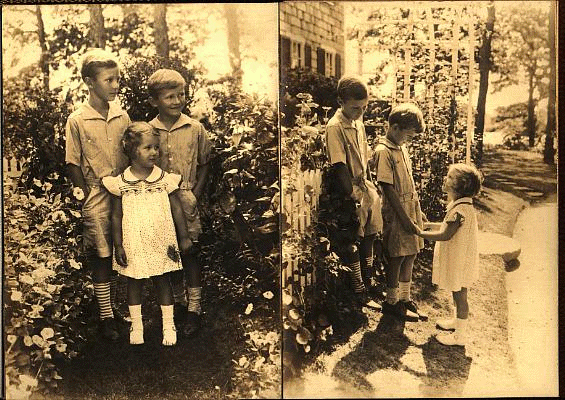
[
  {"x1": 121, "y1": 122, "x2": 160, "y2": 160},
  {"x1": 448, "y1": 163, "x2": 483, "y2": 198}
]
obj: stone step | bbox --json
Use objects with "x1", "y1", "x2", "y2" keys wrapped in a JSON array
[{"x1": 477, "y1": 231, "x2": 521, "y2": 262}]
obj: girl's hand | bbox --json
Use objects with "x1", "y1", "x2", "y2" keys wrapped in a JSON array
[
  {"x1": 178, "y1": 237, "x2": 193, "y2": 254},
  {"x1": 115, "y1": 246, "x2": 128, "y2": 266}
]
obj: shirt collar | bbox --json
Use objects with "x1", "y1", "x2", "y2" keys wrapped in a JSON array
[
  {"x1": 335, "y1": 109, "x2": 356, "y2": 128},
  {"x1": 81, "y1": 101, "x2": 127, "y2": 121},
  {"x1": 122, "y1": 165, "x2": 164, "y2": 184},
  {"x1": 446, "y1": 197, "x2": 473, "y2": 212},
  {"x1": 149, "y1": 113, "x2": 192, "y2": 131},
  {"x1": 379, "y1": 137, "x2": 401, "y2": 150}
]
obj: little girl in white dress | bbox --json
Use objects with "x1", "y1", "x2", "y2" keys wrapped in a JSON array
[
  {"x1": 102, "y1": 122, "x2": 191, "y2": 346},
  {"x1": 415, "y1": 163, "x2": 483, "y2": 346}
]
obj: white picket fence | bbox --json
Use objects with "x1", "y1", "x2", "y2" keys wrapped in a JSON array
[{"x1": 282, "y1": 169, "x2": 323, "y2": 295}]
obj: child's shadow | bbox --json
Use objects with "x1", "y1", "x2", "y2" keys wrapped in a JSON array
[
  {"x1": 330, "y1": 319, "x2": 411, "y2": 393},
  {"x1": 419, "y1": 336, "x2": 472, "y2": 397}
]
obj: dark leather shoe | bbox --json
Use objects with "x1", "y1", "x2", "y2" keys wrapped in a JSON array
[
  {"x1": 382, "y1": 301, "x2": 419, "y2": 322},
  {"x1": 182, "y1": 312, "x2": 201, "y2": 338},
  {"x1": 401, "y1": 300, "x2": 428, "y2": 321}
]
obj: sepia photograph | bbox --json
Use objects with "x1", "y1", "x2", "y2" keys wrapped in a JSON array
[
  {"x1": 2, "y1": 1, "x2": 559, "y2": 400},
  {"x1": 3, "y1": 3, "x2": 280, "y2": 399},
  {"x1": 280, "y1": 1, "x2": 558, "y2": 398}
]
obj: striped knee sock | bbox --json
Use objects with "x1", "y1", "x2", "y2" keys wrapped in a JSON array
[
  {"x1": 349, "y1": 261, "x2": 365, "y2": 293},
  {"x1": 94, "y1": 282, "x2": 114, "y2": 320},
  {"x1": 172, "y1": 280, "x2": 187, "y2": 306},
  {"x1": 363, "y1": 256, "x2": 374, "y2": 279},
  {"x1": 399, "y1": 280, "x2": 411, "y2": 301},
  {"x1": 187, "y1": 287, "x2": 202, "y2": 315},
  {"x1": 386, "y1": 286, "x2": 399, "y2": 305}
]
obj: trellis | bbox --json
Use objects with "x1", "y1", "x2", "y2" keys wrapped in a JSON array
[{"x1": 355, "y1": 2, "x2": 481, "y2": 164}]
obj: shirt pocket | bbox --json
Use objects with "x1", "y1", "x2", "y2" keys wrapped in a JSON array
[{"x1": 81, "y1": 122, "x2": 103, "y2": 161}]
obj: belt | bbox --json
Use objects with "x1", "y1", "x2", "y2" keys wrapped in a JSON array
[{"x1": 85, "y1": 178, "x2": 102, "y2": 187}]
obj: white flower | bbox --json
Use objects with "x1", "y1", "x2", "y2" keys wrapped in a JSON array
[
  {"x1": 262, "y1": 291, "x2": 274, "y2": 300},
  {"x1": 7, "y1": 335, "x2": 17, "y2": 344},
  {"x1": 19, "y1": 275, "x2": 34, "y2": 285},
  {"x1": 43, "y1": 182, "x2": 53, "y2": 192},
  {"x1": 32, "y1": 335, "x2": 45, "y2": 347},
  {"x1": 69, "y1": 259, "x2": 82, "y2": 270},
  {"x1": 244, "y1": 303, "x2": 253, "y2": 315},
  {"x1": 10, "y1": 290, "x2": 23, "y2": 302},
  {"x1": 73, "y1": 187, "x2": 85, "y2": 201},
  {"x1": 33, "y1": 178, "x2": 42, "y2": 188},
  {"x1": 56, "y1": 343, "x2": 67, "y2": 353},
  {"x1": 51, "y1": 210, "x2": 67, "y2": 222},
  {"x1": 41, "y1": 327, "x2": 54, "y2": 340},
  {"x1": 23, "y1": 336, "x2": 33, "y2": 347}
]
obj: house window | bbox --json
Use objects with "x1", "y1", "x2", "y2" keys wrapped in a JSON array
[
  {"x1": 291, "y1": 41, "x2": 303, "y2": 68},
  {"x1": 325, "y1": 52, "x2": 334, "y2": 77}
]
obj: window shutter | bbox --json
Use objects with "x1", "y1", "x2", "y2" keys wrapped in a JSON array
[
  {"x1": 281, "y1": 37, "x2": 291, "y2": 68},
  {"x1": 304, "y1": 44, "x2": 312, "y2": 69},
  {"x1": 335, "y1": 53, "x2": 341, "y2": 78},
  {"x1": 317, "y1": 47, "x2": 326, "y2": 75}
]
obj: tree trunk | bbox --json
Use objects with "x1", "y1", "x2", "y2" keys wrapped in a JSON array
[
  {"x1": 543, "y1": 1, "x2": 556, "y2": 164},
  {"x1": 88, "y1": 4, "x2": 105, "y2": 48},
  {"x1": 153, "y1": 4, "x2": 169, "y2": 59},
  {"x1": 35, "y1": 5, "x2": 49, "y2": 90},
  {"x1": 527, "y1": 70, "x2": 536, "y2": 147},
  {"x1": 224, "y1": 3, "x2": 242, "y2": 82},
  {"x1": 474, "y1": 1, "x2": 494, "y2": 167}
]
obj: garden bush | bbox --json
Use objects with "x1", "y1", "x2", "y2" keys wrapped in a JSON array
[{"x1": 3, "y1": 59, "x2": 280, "y2": 398}]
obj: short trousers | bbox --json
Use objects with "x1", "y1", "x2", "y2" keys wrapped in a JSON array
[
  {"x1": 382, "y1": 196, "x2": 424, "y2": 258},
  {"x1": 353, "y1": 180, "x2": 383, "y2": 238},
  {"x1": 81, "y1": 185, "x2": 113, "y2": 258},
  {"x1": 177, "y1": 189, "x2": 202, "y2": 242}
]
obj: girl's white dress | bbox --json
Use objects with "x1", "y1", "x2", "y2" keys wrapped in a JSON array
[
  {"x1": 432, "y1": 197, "x2": 479, "y2": 292},
  {"x1": 102, "y1": 166, "x2": 183, "y2": 279}
]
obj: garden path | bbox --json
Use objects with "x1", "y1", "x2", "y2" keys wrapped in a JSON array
[
  {"x1": 506, "y1": 195, "x2": 559, "y2": 396},
  {"x1": 283, "y1": 148, "x2": 557, "y2": 398}
]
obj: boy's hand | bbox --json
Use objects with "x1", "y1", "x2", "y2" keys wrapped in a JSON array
[
  {"x1": 115, "y1": 246, "x2": 128, "y2": 266},
  {"x1": 178, "y1": 237, "x2": 193, "y2": 254}
]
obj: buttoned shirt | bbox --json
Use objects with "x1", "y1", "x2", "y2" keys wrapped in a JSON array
[
  {"x1": 325, "y1": 109, "x2": 371, "y2": 183},
  {"x1": 374, "y1": 137, "x2": 417, "y2": 201},
  {"x1": 65, "y1": 102, "x2": 131, "y2": 183},
  {"x1": 148, "y1": 113, "x2": 212, "y2": 191}
]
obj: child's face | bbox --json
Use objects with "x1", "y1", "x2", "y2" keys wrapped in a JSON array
[
  {"x1": 86, "y1": 67, "x2": 120, "y2": 103},
  {"x1": 133, "y1": 134, "x2": 160, "y2": 169},
  {"x1": 150, "y1": 86, "x2": 186, "y2": 120},
  {"x1": 339, "y1": 98, "x2": 368, "y2": 121},
  {"x1": 442, "y1": 171, "x2": 457, "y2": 197},
  {"x1": 387, "y1": 124, "x2": 420, "y2": 145}
]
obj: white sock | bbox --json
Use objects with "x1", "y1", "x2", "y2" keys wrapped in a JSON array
[
  {"x1": 399, "y1": 280, "x2": 411, "y2": 301},
  {"x1": 187, "y1": 287, "x2": 202, "y2": 315},
  {"x1": 386, "y1": 286, "x2": 399, "y2": 304},
  {"x1": 94, "y1": 282, "x2": 114, "y2": 320},
  {"x1": 129, "y1": 304, "x2": 143, "y2": 330},
  {"x1": 161, "y1": 305, "x2": 175, "y2": 330}
]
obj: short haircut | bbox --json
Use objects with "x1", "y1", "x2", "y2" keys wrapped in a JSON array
[
  {"x1": 337, "y1": 76, "x2": 368, "y2": 102},
  {"x1": 121, "y1": 122, "x2": 160, "y2": 160},
  {"x1": 80, "y1": 48, "x2": 118, "y2": 80},
  {"x1": 147, "y1": 69, "x2": 186, "y2": 99},
  {"x1": 448, "y1": 163, "x2": 483, "y2": 198},
  {"x1": 388, "y1": 103, "x2": 426, "y2": 133}
]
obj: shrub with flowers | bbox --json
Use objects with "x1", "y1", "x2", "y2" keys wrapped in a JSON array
[{"x1": 4, "y1": 174, "x2": 95, "y2": 399}]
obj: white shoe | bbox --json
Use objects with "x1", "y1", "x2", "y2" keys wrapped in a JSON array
[
  {"x1": 436, "y1": 318, "x2": 456, "y2": 331},
  {"x1": 162, "y1": 327, "x2": 177, "y2": 346},
  {"x1": 129, "y1": 326, "x2": 144, "y2": 345},
  {"x1": 436, "y1": 331, "x2": 465, "y2": 346}
]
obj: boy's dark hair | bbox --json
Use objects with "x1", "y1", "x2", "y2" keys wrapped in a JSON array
[
  {"x1": 121, "y1": 122, "x2": 160, "y2": 160},
  {"x1": 388, "y1": 103, "x2": 426, "y2": 132},
  {"x1": 147, "y1": 69, "x2": 186, "y2": 99},
  {"x1": 448, "y1": 163, "x2": 483, "y2": 198},
  {"x1": 337, "y1": 76, "x2": 368, "y2": 102},
  {"x1": 80, "y1": 48, "x2": 119, "y2": 80}
]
